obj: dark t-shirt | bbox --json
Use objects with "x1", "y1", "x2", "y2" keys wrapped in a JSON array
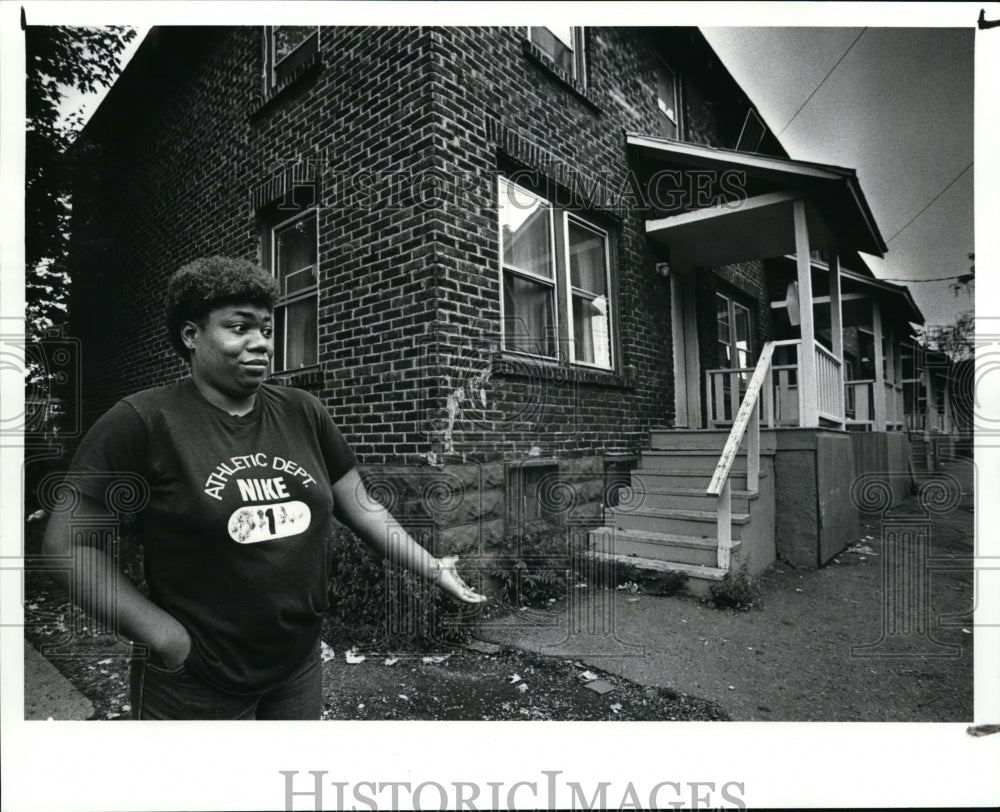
[{"x1": 68, "y1": 379, "x2": 356, "y2": 694}]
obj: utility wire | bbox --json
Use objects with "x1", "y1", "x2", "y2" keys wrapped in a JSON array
[
  {"x1": 885, "y1": 161, "x2": 974, "y2": 244},
  {"x1": 778, "y1": 28, "x2": 867, "y2": 136},
  {"x1": 880, "y1": 275, "x2": 974, "y2": 283}
]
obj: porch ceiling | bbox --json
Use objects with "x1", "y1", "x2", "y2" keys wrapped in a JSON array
[
  {"x1": 645, "y1": 191, "x2": 834, "y2": 271},
  {"x1": 627, "y1": 134, "x2": 887, "y2": 263}
]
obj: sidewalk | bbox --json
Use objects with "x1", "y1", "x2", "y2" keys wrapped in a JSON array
[
  {"x1": 478, "y1": 458, "x2": 976, "y2": 721},
  {"x1": 23, "y1": 640, "x2": 95, "y2": 721}
]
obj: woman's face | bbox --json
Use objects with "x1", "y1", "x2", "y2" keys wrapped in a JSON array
[{"x1": 183, "y1": 303, "x2": 274, "y2": 406}]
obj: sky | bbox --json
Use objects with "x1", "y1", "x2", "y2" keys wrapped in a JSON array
[{"x1": 703, "y1": 26, "x2": 976, "y2": 329}]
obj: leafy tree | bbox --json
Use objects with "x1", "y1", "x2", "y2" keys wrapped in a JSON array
[
  {"x1": 25, "y1": 25, "x2": 137, "y2": 336},
  {"x1": 914, "y1": 253, "x2": 975, "y2": 361}
]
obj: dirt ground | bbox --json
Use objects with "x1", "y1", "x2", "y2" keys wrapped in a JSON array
[
  {"x1": 23, "y1": 458, "x2": 974, "y2": 722},
  {"x1": 479, "y1": 457, "x2": 976, "y2": 722}
]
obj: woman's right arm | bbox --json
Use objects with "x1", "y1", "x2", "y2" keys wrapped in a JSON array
[{"x1": 40, "y1": 494, "x2": 191, "y2": 669}]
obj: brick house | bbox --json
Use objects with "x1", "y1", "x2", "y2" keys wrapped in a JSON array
[{"x1": 67, "y1": 26, "x2": 924, "y2": 589}]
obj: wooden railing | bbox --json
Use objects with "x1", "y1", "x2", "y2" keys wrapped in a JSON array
[
  {"x1": 706, "y1": 341, "x2": 776, "y2": 571},
  {"x1": 814, "y1": 342, "x2": 844, "y2": 424},
  {"x1": 884, "y1": 382, "x2": 904, "y2": 428},
  {"x1": 712, "y1": 339, "x2": 844, "y2": 429},
  {"x1": 845, "y1": 379, "x2": 875, "y2": 427}
]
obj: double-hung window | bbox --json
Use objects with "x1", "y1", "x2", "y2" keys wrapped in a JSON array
[
  {"x1": 499, "y1": 177, "x2": 614, "y2": 369},
  {"x1": 528, "y1": 26, "x2": 586, "y2": 82},
  {"x1": 265, "y1": 26, "x2": 319, "y2": 93},
  {"x1": 266, "y1": 209, "x2": 319, "y2": 371},
  {"x1": 655, "y1": 58, "x2": 682, "y2": 139}
]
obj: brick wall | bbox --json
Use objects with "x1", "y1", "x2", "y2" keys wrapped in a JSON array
[{"x1": 68, "y1": 25, "x2": 778, "y2": 551}]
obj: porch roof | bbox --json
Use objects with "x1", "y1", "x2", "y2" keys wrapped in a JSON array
[
  {"x1": 770, "y1": 256, "x2": 924, "y2": 326},
  {"x1": 627, "y1": 134, "x2": 887, "y2": 266}
]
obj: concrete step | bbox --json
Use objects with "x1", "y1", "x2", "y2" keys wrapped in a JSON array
[
  {"x1": 606, "y1": 506, "x2": 750, "y2": 538},
  {"x1": 649, "y1": 429, "x2": 777, "y2": 453},
  {"x1": 583, "y1": 549, "x2": 726, "y2": 598},
  {"x1": 590, "y1": 525, "x2": 734, "y2": 568},
  {"x1": 639, "y1": 449, "x2": 774, "y2": 473},
  {"x1": 630, "y1": 468, "x2": 768, "y2": 490},
  {"x1": 619, "y1": 485, "x2": 757, "y2": 513}
]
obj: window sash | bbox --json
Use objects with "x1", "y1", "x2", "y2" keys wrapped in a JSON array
[
  {"x1": 565, "y1": 215, "x2": 613, "y2": 369},
  {"x1": 499, "y1": 178, "x2": 615, "y2": 368},
  {"x1": 716, "y1": 293, "x2": 754, "y2": 370},
  {"x1": 266, "y1": 26, "x2": 319, "y2": 90},
  {"x1": 528, "y1": 26, "x2": 585, "y2": 81},
  {"x1": 656, "y1": 59, "x2": 681, "y2": 139},
  {"x1": 268, "y1": 208, "x2": 319, "y2": 372}
]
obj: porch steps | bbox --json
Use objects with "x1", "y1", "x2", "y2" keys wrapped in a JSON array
[
  {"x1": 606, "y1": 506, "x2": 751, "y2": 538},
  {"x1": 631, "y1": 468, "x2": 768, "y2": 490},
  {"x1": 585, "y1": 548, "x2": 729, "y2": 591},
  {"x1": 590, "y1": 526, "x2": 739, "y2": 567},
  {"x1": 628, "y1": 485, "x2": 758, "y2": 512},
  {"x1": 588, "y1": 428, "x2": 777, "y2": 598}
]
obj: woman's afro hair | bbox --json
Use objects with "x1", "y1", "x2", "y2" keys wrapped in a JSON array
[{"x1": 165, "y1": 256, "x2": 281, "y2": 361}]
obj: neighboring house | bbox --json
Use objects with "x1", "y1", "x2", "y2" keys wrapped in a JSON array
[{"x1": 66, "y1": 26, "x2": 927, "y2": 590}]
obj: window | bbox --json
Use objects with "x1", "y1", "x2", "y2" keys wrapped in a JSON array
[
  {"x1": 265, "y1": 209, "x2": 319, "y2": 371},
  {"x1": 655, "y1": 58, "x2": 681, "y2": 139},
  {"x1": 265, "y1": 26, "x2": 319, "y2": 92},
  {"x1": 716, "y1": 292, "x2": 753, "y2": 370},
  {"x1": 498, "y1": 177, "x2": 615, "y2": 369},
  {"x1": 715, "y1": 292, "x2": 755, "y2": 421},
  {"x1": 528, "y1": 26, "x2": 586, "y2": 82},
  {"x1": 508, "y1": 461, "x2": 561, "y2": 530}
]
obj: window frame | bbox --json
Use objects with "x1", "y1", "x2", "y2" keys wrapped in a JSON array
[
  {"x1": 498, "y1": 175, "x2": 617, "y2": 371},
  {"x1": 655, "y1": 57, "x2": 683, "y2": 140},
  {"x1": 264, "y1": 25, "x2": 320, "y2": 94},
  {"x1": 498, "y1": 176, "x2": 560, "y2": 361},
  {"x1": 265, "y1": 206, "x2": 320, "y2": 373},
  {"x1": 715, "y1": 291, "x2": 755, "y2": 371},
  {"x1": 527, "y1": 26, "x2": 586, "y2": 84},
  {"x1": 507, "y1": 460, "x2": 562, "y2": 531},
  {"x1": 563, "y1": 212, "x2": 615, "y2": 370}
]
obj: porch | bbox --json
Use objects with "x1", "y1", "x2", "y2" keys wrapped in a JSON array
[{"x1": 589, "y1": 136, "x2": 914, "y2": 585}]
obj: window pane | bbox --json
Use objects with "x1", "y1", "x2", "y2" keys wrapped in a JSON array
[
  {"x1": 503, "y1": 272, "x2": 555, "y2": 357},
  {"x1": 276, "y1": 215, "x2": 317, "y2": 295},
  {"x1": 530, "y1": 27, "x2": 576, "y2": 75},
  {"x1": 500, "y1": 181, "x2": 553, "y2": 279},
  {"x1": 734, "y1": 304, "x2": 751, "y2": 367},
  {"x1": 279, "y1": 296, "x2": 318, "y2": 370},
  {"x1": 273, "y1": 26, "x2": 315, "y2": 63},
  {"x1": 716, "y1": 293, "x2": 730, "y2": 343},
  {"x1": 656, "y1": 62, "x2": 678, "y2": 138},
  {"x1": 568, "y1": 221, "x2": 607, "y2": 295},
  {"x1": 573, "y1": 293, "x2": 611, "y2": 368}
]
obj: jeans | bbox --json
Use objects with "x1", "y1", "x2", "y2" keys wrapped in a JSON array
[{"x1": 130, "y1": 639, "x2": 322, "y2": 720}]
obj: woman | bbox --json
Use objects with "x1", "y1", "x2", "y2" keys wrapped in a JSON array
[{"x1": 42, "y1": 256, "x2": 484, "y2": 719}]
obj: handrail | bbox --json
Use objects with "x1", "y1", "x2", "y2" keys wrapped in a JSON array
[
  {"x1": 813, "y1": 340, "x2": 841, "y2": 365},
  {"x1": 705, "y1": 341, "x2": 776, "y2": 572},
  {"x1": 707, "y1": 342, "x2": 775, "y2": 497}
]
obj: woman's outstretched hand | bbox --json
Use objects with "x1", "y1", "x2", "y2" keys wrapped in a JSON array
[{"x1": 433, "y1": 555, "x2": 487, "y2": 603}]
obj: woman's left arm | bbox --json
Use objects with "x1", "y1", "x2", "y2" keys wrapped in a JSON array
[{"x1": 331, "y1": 468, "x2": 486, "y2": 603}]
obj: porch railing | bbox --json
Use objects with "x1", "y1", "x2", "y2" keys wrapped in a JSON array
[
  {"x1": 845, "y1": 379, "x2": 875, "y2": 428},
  {"x1": 706, "y1": 341, "x2": 775, "y2": 571},
  {"x1": 814, "y1": 342, "x2": 843, "y2": 424},
  {"x1": 707, "y1": 338, "x2": 843, "y2": 429}
]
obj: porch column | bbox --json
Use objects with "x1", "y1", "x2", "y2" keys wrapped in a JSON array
[
  {"x1": 943, "y1": 374, "x2": 953, "y2": 434},
  {"x1": 794, "y1": 199, "x2": 818, "y2": 427},
  {"x1": 872, "y1": 298, "x2": 887, "y2": 431},
  {"x1": 828, "y1": 246, "x2": 845, "y2": 428},
  {"x1": 923, "y1": 368, "x2": 935, "y2": 438}
]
